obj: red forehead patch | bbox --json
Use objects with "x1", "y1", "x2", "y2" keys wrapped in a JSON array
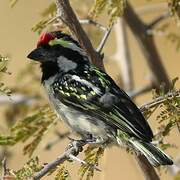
[{"x1": 37, "y1": 32, "x2": 55, "y2": 47}]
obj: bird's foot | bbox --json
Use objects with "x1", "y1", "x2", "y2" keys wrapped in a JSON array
[
  {"x1": 66, "y1": 138, "x2": 86, "y2": 156},
  {"x1": 66, "y1": 138, "x2": 101, "y2": 171}
]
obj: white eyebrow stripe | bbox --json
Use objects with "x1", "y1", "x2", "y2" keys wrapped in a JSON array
[{"x1": 71, "y1": 75, "x2": 102, "y2": 95}]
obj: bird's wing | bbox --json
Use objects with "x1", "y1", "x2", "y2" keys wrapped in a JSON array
[{"x1": 52, "y1": 65, "x2": 153, "y2": 142}]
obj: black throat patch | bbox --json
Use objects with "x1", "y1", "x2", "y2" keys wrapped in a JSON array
[{"x1": 40, "y1": 61, "x2": 59, "y2": 82}]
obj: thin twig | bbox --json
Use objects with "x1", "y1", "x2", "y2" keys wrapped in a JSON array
[
  {"x1": 47, "y1": 15, "x2": 61, "y2": 25},
  {"x1": 113, "y1": 18, "x2": 134, "y2": 91},
  {"x1": 96, "y1": 26, "x2": 113, "y2": 53},
  {"x1": 33, "y1": 140, "x2": 87, "y2": 180},
  {"x1": 2, "y1": 158, "x2": 7, "y2": 177},
  {"x1": 79, "y1": 19, "x2": 107, "y2": 31},
  {"x1": 0, "y1": 94, "x2": 39, "y2": 105},
  {"x1": 68, "y1": 154, "x2": 101, "y2": 172},
  {"x1": 147, "y1": 11, "x2": 170, "y2": 29},
  {"x1": 124, "y1": 2, "x2": 171, "y2": 91},
  {"x1": 140, "y1": 90, "x2": 180, "y2": 112}
]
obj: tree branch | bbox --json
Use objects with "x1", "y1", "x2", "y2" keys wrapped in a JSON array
[
  {"x1": 124, "y1": 2, "x2": 171, "y2": 91},
  {"x1": 96, "y1": 26, "x2": 113, "y2": 53},
  {"x1": 147, "y1": 11, "x2": 170, "y2": 29},
  {"x1": 79, "y1": 19, "x2": 107, "y2": 31},
  {"x1": 113, "y1": 18, "x2": 134, "y2": 91},
  {"x1": 0, "y1": 94, "x2": 39, "y2": 105},
  {"x1": 55, "y1": 0, "x2": 104, "y2": 69},
  {"x1": 33, "y1": 140, "x2": 87, "y2": 180},
  {"x1": 140, "y1": 90, "x2": 180, "y2": 112},
  {"x1": 122, "y1": 3, "x2": 173, "y2": 179},
  {"x1": 135, "y1": 154, "x2": 160, "y2": 180}
]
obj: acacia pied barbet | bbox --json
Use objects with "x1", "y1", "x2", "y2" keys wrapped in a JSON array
[{"x1": 27, "y1": 31, "x2": 173, "y2": 166}]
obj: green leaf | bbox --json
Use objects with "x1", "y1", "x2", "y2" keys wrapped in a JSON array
[
  {"x1": 79, "y1": 146, "x2": 104, "y2": 180},
  {"x1": 0, "y1": 54, "x2": 11, "y2": 96},
  {"x1": 14, "y1": 157, "x2": 42, "y2": 179},
  {"x1": 32, "y1": 18, "x2": 51, "y2": 34},
  {"x1": 168, "y1": 0, "x2": 180, "y2": 24},
  {"x1": 41, "y1": 2, "x2": 56, "y2": 17},
  {"x1": 89, "y1": 0, "x2": 126, "y2": 26},
  {"x1": 55, "y1": 165, "x2": 71, "y2": 180},
  {"x1": 153, "y1": 79, "x2": 180, "y2": 150},
  {"x1": 0, "y1": 54, "x2": 9, "y2": 72},
  {"x1": 0, "y1": 82, "x2": 12, "y2": 96},
  {"x1": 10, "y1": 0, "x2": 19, "y2": 7},
  {"x1": 32, "y1": 2, "x2": 56, "y2": 34},
  {"x1": 0, "y1": 105, "x2": 57, "y2": 156}
]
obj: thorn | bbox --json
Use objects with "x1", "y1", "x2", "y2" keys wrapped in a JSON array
[{"x1": 68, "y1": 154, "x2": 101, "y2": 172}]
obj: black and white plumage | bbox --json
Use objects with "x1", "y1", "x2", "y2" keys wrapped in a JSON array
[{"x1": 27, "y1": 31, "x2": 173, "y2": 166}]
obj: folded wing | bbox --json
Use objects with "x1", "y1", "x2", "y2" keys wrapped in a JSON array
[{"x1": 52, "y1": 66, "x2": 153, "y2": 142}]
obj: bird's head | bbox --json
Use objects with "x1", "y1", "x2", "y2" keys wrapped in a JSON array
[
  {"x1": 27, "y1": 31, "x2": 89, "y2": 81},
  {"x1": 27, "y1": 31, "x2": 86, "y2": 63}
]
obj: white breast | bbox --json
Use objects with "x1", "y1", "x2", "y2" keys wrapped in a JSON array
[{"x1": 43, "y1": 76, "x2": 111, "y2": 142}]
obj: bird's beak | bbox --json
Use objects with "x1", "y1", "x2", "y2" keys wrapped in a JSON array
[{"x1": 27, "y1": 47, "x2": 44, "y2": 62}]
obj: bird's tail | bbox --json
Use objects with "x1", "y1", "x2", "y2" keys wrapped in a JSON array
[{"x1": 129, "y1": 138, "x2": 173, "y2": 166}]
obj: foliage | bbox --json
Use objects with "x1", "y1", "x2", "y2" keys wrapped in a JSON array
[
  {"x1": 142, "y1": 78, "x2": 180, "y2": 150},
  {"x1": 0, "y1": 54, "x2": 12, "y2": 96},
  {"x1": 79, "y1": 146, "x2": 104, "y2": 180},
  {"x1": 155, "y1": 79, "x2": 179, "y2": 129},
  {"x1": 55, "y1": 165, "x2": 71, "y2": 180},
  {"x1": 32, "y1": 18, "x2": 53, "y2": 34},
  {"x1": 9, "y1": 0, "x2": 19, "y2": 7},
  {"x1": 14, "y1": 157, "x2": 42, "y2": 179},
  {"x1": 0, "y1": 105, "x2": 57, "y2": 157},
  {"x1": 89, "y1": 0, "x2": 126, "y2": 25},
  {"x1": 168, "y1": 0, "x2": 180, "y2": 23},
  {"x1": 32, "y1": 2, "x2": 57, "y2": 34}
]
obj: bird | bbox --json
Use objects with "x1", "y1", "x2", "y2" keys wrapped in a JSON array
[{"x1": 27, "y1": 31, "x2": 173, "y2": 166}]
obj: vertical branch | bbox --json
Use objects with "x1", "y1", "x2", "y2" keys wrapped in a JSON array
[
  {"x1": 124, "y1": 2, "x2": 171, "y2": 91},
  {"x1": 55, "y1": 0, "x2": 104, "y2": 70},
  {"x1": 135, "y1": 155, "x2": 160, "y2": 180},
  {"x1": 123, "y1": 2, "x2": 172, "y2": 180},
  {"x1": 114, "y1": 18, "x2": 134, "y2": 91}
]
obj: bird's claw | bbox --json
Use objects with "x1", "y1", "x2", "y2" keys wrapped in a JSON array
[{"x1": 66, "y1": 139, "x2": 85, "y2": 156}]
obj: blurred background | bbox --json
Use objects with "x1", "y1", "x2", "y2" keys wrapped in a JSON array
[{"x1": 0, "y1": 0, "x2": 179, "y2": 179}]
